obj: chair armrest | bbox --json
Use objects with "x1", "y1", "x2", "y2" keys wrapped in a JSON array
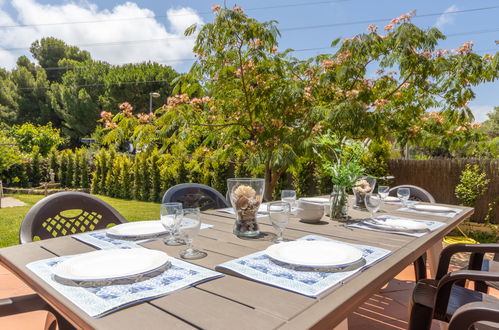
[
  {"x1": 436, "y1": 244, "x2": 499, "y2": 280},
  {"x1": 448, "y1": 302, "x2": 499, "y2": 330},
  {"x1": 434, "y1": 270, "x2": 499, "y2": 319}
]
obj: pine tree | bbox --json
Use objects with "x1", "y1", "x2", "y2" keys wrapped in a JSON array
[
  {"x1": 65, "y1": 151, "x2": 75, "y2": 188},
  {"x1": 149, "y1": 151, "x2": 161, "y2": 202},
  {"x1": 73, "y1": 149, "x2": 81, "y2": 187},
  {"x1": 80, "y1": 149, "x2": 90, "y2": 188},
  {"x1": 58, "y1": 151, "x2": 68, "y2": 187},
  {"x1": 132, "y1": 154, "x2": 141, "y2": 200},
  {"x1": 30, "y1": 146, "x2": 42, "y2": 186}
]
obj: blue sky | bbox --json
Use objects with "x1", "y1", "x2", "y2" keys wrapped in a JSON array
[{"x1": 0, "y1": 0, "x2": 497, "y2": 121}]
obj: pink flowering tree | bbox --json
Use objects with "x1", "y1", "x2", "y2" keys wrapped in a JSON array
[
  {"x1": 167, "y1": 6, "x2": 322, "y2": 200},
  {"x1": 307, "y1": 11, "x2": 498, "y2": 154}
]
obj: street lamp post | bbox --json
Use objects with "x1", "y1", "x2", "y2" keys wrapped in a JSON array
[{"x1": 149, "y1": 92, "x2": 161, "y2": 113}]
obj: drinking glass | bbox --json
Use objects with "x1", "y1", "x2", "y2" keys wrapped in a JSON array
[
  {"x1": 267, "y1": 202, "x2": 291, "y2": 243},
  {"x1": 397, "y1": 187, "x2": 411, "y2": 207},
  {"x1": 179, "y1": 208, "x2": 207, "y2": 259},
  {"x1": 160, "y1": 202, "x2": 183, "y2": 246},
  {"x1": 378, "y1": 186, "x2": 390, "y2": 202},
  {"x1": 281, "y1": 190, "x2": 297, "y2": 208},
  {"x1": 364, "y1": 194, "x2": 382, "y2": 219}
]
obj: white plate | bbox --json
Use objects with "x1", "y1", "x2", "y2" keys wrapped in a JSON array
[
  {"x1": 300, "y1": 197, "x2": 329, "y2": 204},
  {"x1": 365, "y1": 218, "x2": 428, "y2": 232},
  {"x1": 52, "y1": 248, "x2": 170, "y2": 282},
  {"x1": 265, "y1": 241, "x2": 363, "y2": 268},
  {"x1": 411, "y1": 205, "x2": 455, "y2": 213},
  {"x1": 107, "y1": 221, "x2": 168, "y2": 240},
  {"x1": 384, "y1": 196, "x2": 400, "y2": 202}
]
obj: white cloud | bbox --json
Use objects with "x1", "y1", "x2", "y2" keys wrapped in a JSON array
[
  {"x1": 0, "y1": 0, "x2": 203, "y2": 70},
  {"x1": 469, "y1": 105, "x2": 494, "y2": 123},
  {"x1": 435, "y1": 5, "x2": 458, "y2": 29}
]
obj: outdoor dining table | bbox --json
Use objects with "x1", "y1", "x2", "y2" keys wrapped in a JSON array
[{"x1": 0, "y1": 198, "x2": 473, "y2": 330}]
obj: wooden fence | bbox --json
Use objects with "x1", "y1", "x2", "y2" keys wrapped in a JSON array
[{"x1": 388, "y1": 159, "x2": 499, "y2": 224}]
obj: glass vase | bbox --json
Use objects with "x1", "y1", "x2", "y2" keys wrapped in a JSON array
[
  {"x1": 330, "y1": 185, "x2": 349, "y2": 221},
  {"x1": 353, "y1": 177, "x2": 377, "y2": 210},
  {"x1": 227, "y1": 178, "x2": 265, "y2": 238}
]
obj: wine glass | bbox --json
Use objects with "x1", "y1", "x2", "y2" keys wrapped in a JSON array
[
  {"x1": 397, "y1": 188, "x2": 411, "y2": 207},
  {"x1": 160, "y1": 202, "x2": 183, "y2": 246},
  {"x1": 267, "y1": 202, "x2": 291, "y2": 243},
  {"x1": 378, "y1": 186, "x2": 390, "y2": 202},
  {"x1": 179, "y1": 208, "x2": 207, "y2": 259},
  {"x1": 281, "y1": 190, "x2": 297, "y2": 208},
  {"x1": 364, "y1": 194, "x2": 382, "y2": 219}
]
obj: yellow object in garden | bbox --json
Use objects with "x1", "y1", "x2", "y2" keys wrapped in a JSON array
[{"x1": 443, "y1": 226, "x2": 479, "y2": 244}]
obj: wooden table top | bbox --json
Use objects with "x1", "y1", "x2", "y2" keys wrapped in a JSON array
[{"x1": 0, "y1": 200, "x2": 473, "y2": 330}]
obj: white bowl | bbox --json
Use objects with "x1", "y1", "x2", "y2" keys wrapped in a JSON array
[{"x1": 296, "y1": 200, "x2": 324, "y2": 223}]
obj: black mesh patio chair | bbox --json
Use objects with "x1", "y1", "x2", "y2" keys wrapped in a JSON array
[
  {"x1": 448, "y1": 302, "x2": 499, "y2": 330},
  {"x1": 408, "y1": 243, "x2": 499, "y2": 330},
  {"x1": 19, "y1": 191, "x2": 127, "y2": 244},
  {"x1": 162, "y1": 183, "x2": 230, "y2": 211},
  {"x1": 388, "y1": 184, "x2": 436, "y2": 203}
]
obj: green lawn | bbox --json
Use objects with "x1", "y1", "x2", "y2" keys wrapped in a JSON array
[{"x1": 0, "y1": 194, "x2": 161, "y2": 248}]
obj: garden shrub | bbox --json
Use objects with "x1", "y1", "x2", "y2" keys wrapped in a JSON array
[
  {"x1": 455, "y1": 164, "x2": 489, "y2": 207},
  {"x1": 149, "y1": 150, "x2": 161, "y2": 202},
  {"x1": 30, "y1": 146, "x2": 43, "y2": 186}
]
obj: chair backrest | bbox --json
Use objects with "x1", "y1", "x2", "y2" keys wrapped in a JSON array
[
  {"x1": 19, "y1": 192, "x2": 127, "y2": 244},
  {"x1": 449, "y1": 302, "x2": 499, "y2": 330},
  {"x1": 388, "y1": 185, "x2": 436, "y2": 203},
  {"x1": 162, "y1": 183, "x2": 230, "y2": 211}
]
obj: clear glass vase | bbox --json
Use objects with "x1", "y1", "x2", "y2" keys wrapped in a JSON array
[
  {"x1": 330, "y1": 185, "x2": 349, "y2": 221},
  {"x1": 353, "y1": 177, "x2": 377, "y2": 209},
  {"x1": 227, "y1": 178, "x2": 265, "y2": 238}
]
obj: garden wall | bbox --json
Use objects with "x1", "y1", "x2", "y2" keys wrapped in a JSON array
[{"x1": 388, "y1": 159, "x2": 499, "y2": 223}]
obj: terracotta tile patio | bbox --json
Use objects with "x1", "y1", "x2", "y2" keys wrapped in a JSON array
[{"x1": 1, "y1": 261, "x2": 497, "y2": 329}]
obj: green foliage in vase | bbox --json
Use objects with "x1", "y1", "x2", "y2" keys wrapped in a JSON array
[
  {"x1": 455, "y1": 164, "x2": 489, "y2": 207},
  {"x1": 315, "y1": 133, "x2": 368, "y2": 188}
]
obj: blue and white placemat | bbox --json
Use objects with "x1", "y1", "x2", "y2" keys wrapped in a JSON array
[
  {"x1": 74, "y1": 231, "x2": 143, "y2": 250},
  {"x1": 397, "y1": 206, "x2": 461, "y2": 218},
  {"x1": 215, "y1": 235, "x2": 391, "y2": 298},
  {"x1": 74, "y1": 222, "x2": 214, "y2": 250},
  {"x1": 27, "y1": 255, "x2": 223, "y2": 318},
  {"x1": 348, "y1": 215, "x2": 446, "y2": 237}
]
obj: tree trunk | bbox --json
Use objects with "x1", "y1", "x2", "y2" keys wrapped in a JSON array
[{"x1": 263, "y1": 163, "x2": 284, "y2": 202}]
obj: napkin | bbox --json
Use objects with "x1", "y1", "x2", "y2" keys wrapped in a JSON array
[
  {"x1": 348, "y1": 216, "x2": 446, "y2": 237},
  {"x1": 397, "y1": 206, "x2": 461, "y2": 218}
]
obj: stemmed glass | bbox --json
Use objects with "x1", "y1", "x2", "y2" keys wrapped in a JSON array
[
  {"x1": 160, "y1": 202, "x2": 183, "y2": 246},
  {"x1": 364, "y1": 194, "x2": 382, "y2": 219},
  {"x1": 397, "y1": 188, "x2": 411, "y2": 207},
  {"x1": 378, "y1": 186, "x2": 390, "y2": 202},
  {"x1": 281, "y1": 190, "x2": 297, "y2": 208},
  {"x1": 267, "y1": 202, "x2": 291, "y2": 243},
  {"x1": 179, "y1": 208, "x2": 207, "y2": 259}
]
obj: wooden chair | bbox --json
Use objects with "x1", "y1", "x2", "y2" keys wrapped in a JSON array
[
  {"x1": 408, "y1": 243, "x2": 499, "y2": 330},
  {"x1": 19, "y1": 191, "x2": 127, "y2": 244},
  {"x1": 448, "y1": 302, "x2": 499, "y2": 330},
  {"x1": 162, "y1": 183, "x2": 229, "y2": 211}
]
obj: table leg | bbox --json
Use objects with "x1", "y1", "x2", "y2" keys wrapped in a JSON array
[
  {"x1": 333, "y1": 318, "x2": 348, "y2": 330},
  {"x1": 427, "y1": 241, "x2": 443, "y2": 278}
]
